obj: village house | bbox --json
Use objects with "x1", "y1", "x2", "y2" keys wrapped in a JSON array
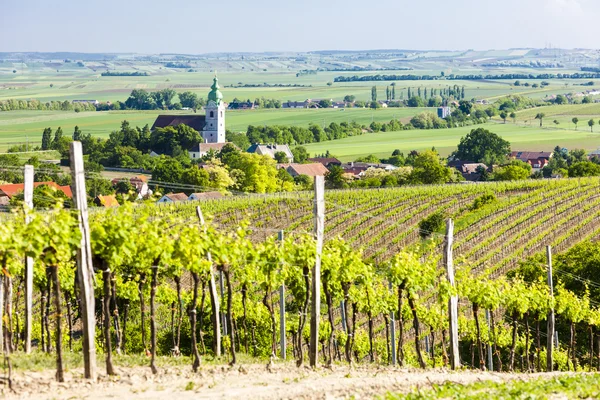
[
  {"x1": 308, "y1": 157, "x2": 342, "y2": 168},
  {"x1": 157, "y1": 193, "x2": 189, "y2": 203},
  {"x1": 277, "y1": 163, "x2": 329, "y2": 178},
  {"x1": 0, "y1": 182, "x2": 72, "y2": 206},
  {"x1": 510, "y1": 151, "x2": 552, "y2": 171},
  {"x1": 188, "y1": 191, "x2": 224, "y2": 201},
  {"x1": 247, "y1": 144, "x2": 294, "y2": 162},
  {"x1": 94, "y1": 195, "x2": 120, "y2": 208},
  {"x1": 188, "y1": 143, "x2": 230, "y2": 159}
]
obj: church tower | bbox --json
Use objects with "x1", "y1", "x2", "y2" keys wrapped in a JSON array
[{"x1": 203, "y1": 74, "x2": 226, "y2": 143}]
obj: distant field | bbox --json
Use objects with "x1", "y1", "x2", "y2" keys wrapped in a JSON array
[
  {"x1": 0, "y1": 108, "x2": 426, "y2": 150},
  {"x1": 301, "y1": 122, "x2": 600, "y2": 160},
  {"x1": 2, "y1": 62, "x2": 599, "y2": 104}
]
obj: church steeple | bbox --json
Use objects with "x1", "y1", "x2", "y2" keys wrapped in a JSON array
[{"x1": 208, "y1": 73, "x2": 223, "y2": 104}]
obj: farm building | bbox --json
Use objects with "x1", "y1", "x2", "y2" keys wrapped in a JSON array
[
  {"x1": 247, "y1": 144, "x2": 294, "y2": 162},
  {"x1": 437, "y1": 106, "x2": 451, "y2": 118},
  {"x1": 510, "y1": 151, "x2": 552, "y2": 171}
]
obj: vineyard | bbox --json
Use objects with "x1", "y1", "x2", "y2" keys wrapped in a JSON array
[{"x1": 2, "y1": 177, "x2": 600, "y2": 397}]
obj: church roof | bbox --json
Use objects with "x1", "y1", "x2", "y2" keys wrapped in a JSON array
[
  {"x1": 208, "y1": 75, "x2": 223, "y2": 104},
  {"x1": 151, "y1": 115, "x2": 206, "y2": 132}
]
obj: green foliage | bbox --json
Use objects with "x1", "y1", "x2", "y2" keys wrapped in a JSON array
[
  {"x1": 455, "y1": 128, "x2": 510, "y2": 165},
  {"x1": 418, "y1": 211, "x2": 445, "y2": 239}
]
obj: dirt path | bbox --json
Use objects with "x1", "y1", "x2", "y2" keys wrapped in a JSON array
[{"x1": 3, "y1": 363, "x2": 546, "y2": 399}]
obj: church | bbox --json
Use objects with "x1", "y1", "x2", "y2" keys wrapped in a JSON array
[{"x1": 150, "y1": 75, "x2": 229, "y2": 159}]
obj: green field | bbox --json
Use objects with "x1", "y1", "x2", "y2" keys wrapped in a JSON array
[
  {"x1": 301, "y1": 122, "x2": 600, "y2": 160},
  {"x1": 0, "y1": 108, "x2": 426, "y2": 149}
]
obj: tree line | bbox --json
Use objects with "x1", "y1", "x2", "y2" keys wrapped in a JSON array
[{"x1": 334, "y1": 72, "x2": 600, "y2": 83}]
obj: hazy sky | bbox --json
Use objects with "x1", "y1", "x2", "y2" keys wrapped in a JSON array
[{"x1": 1, "y1": 0, "x2": 599, "y2": 53}]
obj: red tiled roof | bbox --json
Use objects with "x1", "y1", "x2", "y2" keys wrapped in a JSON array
[
  {"x1": 0, "y1": 182, "x2": 72, "y2": 199},
  {"x1": 94, "y1": 195, "x2": 119, "y2": 207},
  {"x1": 308, "y1": 157, "x2": 342, "y2": 166}
]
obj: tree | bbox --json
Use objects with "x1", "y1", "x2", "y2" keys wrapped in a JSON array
[
  {"x1": 589, "y1": 119, "x2": 596, "y2": 132},
  {"x1": 455, "y1": 128, "x2": 511, "y2": 165},
  {"x1": 325, "y1": 165, "x2": 347, "y2": 189},
  {"x1": 291, "y1": 146, "x2": 309, "y2": 163},
  {"x1": 573, "y1": 117, "x2": 579, "y2": 130},
  {"x1": 554, "y1": 120, "x2": 560, "y2": 126},
  {"x1": 41, "y1": 127, "x2": 52, "y2": 150},
  {"x1": 178, "y1": 91, "x2": 199, "y2": 109},
  {"x1": 51, "y1": 127, "x2": 63, "y2": 149},
  {"x1": 535, "y1": 113, "x2": 546, "y2": 127},
  {"x1": 458, "y1": 100, "x2": 473, "y2": 115},
  {"x1": 510, "y1": 112, "x2": 517, "y2": 123},
  {"x1": 343, "y1": 95, "x2": 355, "y2": 103},
  {"x1": 409, "y1": 150, "x2": 452, "y2": 184},
  {"x1": 318, "y1": 99, "x2": 332, "y2": 108},
  {"x1": 407, "y1": 96, "x2": 424, "y2": 107},
  {"x1": 568, "y1": 161, "x2": 600, "y2": 177},
  {"x1": 500, "y1": 111, "x2": 508, "y2": 123},
  {"x1": 72, "y1": 125, "x2": 82, "y2": 141},
  {"x1": 371, "y1": 86, "x2": 377, "y2": 101},
  {"x1": 274, "y1": 151, "x2": 288, "y2": 163},
  {"x1": 494, "y1": 161, "x2": 531, "y2": 181}
]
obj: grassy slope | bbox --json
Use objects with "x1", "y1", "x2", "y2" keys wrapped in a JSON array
[{"x1": 301, "y1": 121, "x2": 600, "y2": 160}]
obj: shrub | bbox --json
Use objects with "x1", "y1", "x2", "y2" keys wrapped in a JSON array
[{"x1": 418, "y1": 210, "x2": 446, "y2": 239}]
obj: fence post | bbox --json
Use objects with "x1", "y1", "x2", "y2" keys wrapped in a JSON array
[
  {"x1": 278, "y1": 230, "x2": 286, "y2": 360},
  {"x1": 69, "y1": 141, "x2": 97, "y2": 380},
  {"x1": 309, "y1": 175, "x2": 325, "y2": 367},
  {"x1": 389, "y1": 281, "x2": 397, "y2": 366},
  {"x1": 486, "y1": 309, "x2": 493, "y2": 371},
  {"x1": 23, "y1": 165, "x2": 34, "y2": 354},
  {"x1": 196, "y1": 206, "x2": 221, "y2": 357},
  {"x1": 547, "y1": 245, "x2": 555, "y2": 372},
  {"x1": 445, "y1": 218, "x2": 460, "y2": 370}
]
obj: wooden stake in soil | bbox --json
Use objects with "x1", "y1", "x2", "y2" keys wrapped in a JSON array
[
  {"x1": 389, "y1": 281, "x2": 397, "y2": 366},
  {"x1": 444, "y1": 218, "x2": 460, "y2": 370},
  {"x1": 69, "y1": 141, "x2": 97, "y2": 380},
  {"x1": 547, "y1": 245, "x2": 555, "y2": 372},
  {"x1": 278, "y1": 230, "x2": 286, "y2": 360},
  {"x1": 23, "y1": 165, "x2": 34, "y2": 354},
  {"x1": 309, "y1": 175, "x2": 325, "y2": 367},
  {"x1": 196, "y1": 206, "x2": 221, "y2": 357}
]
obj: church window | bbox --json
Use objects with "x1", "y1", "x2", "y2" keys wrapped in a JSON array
[
  {"x1": 220, "y1": 111, "x2": 223, "y2": 117},
  {"x1": 210, "y1": 111, "x2": 214, "y2": 118}
]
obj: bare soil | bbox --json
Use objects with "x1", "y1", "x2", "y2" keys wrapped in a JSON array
[{"x1": 1, "y1": 363, "x2": 548, "y2": 399}]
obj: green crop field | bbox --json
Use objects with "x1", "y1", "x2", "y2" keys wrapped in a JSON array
[
  {"x1": 0, "y1": 107, "x2": 426, "y2": 150},
  {"x1": 301, "y1": 122, "x2": 600, "y2": 160}
]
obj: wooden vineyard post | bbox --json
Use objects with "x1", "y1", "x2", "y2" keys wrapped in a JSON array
[
  {"x1": 196, "y1": 206, "x2": 221, "y2": 357},
  {"x1": 23, "y1": 165, "x2": 34, "y2": 354},
  {"x1": 547, "y1": 245, "x2": 555, "y2": 372},
  {"x1": 69, "y1": 141, "x2": 97, "y2": 380},
  {"x1": 444, "y1": 218, "x2": 460, "y2": 370},
  {"x1": 309, "y1": 175, "x2": 325, "y2": 367},
  {"x1": 389, "y1": 281, "x2": 397, "y2": 366},
  {"x1": 278, "y1": 230, "x2": 286, "y2": 360}
]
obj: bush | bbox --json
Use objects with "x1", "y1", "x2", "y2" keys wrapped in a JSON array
[
  {"x1": 418, "y1": 210, "x2": 446, "y2": 239},
  {"x1": 470, "y1": 193, "x2": 496, "y2": 211}
]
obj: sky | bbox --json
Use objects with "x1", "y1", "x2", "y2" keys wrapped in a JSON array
[{"x1": 1, "y1": 0, "x2": 599, "y2": 53}]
